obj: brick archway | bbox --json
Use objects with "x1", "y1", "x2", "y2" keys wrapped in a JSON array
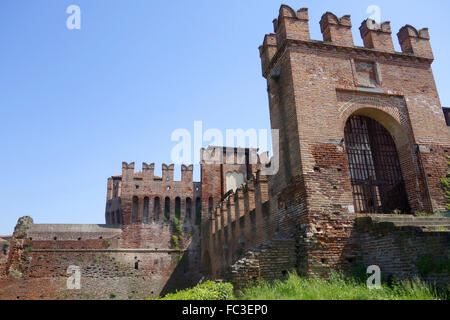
[
  {"x1": 344, "y1": 115, "x2": 410, "y2": 214},
  {"x1": 342, "y1": 107, "x2": 425, "y2": 213}
]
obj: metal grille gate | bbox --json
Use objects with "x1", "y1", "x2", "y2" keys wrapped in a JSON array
[{"x1": 344, "y1": 116, "x2": 410, "y2": 214}]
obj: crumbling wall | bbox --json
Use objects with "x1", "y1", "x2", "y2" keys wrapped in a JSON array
[
  {"x1": 228, "y1": 239, "x2": 297, "y2": 290},
  {"x1": 353, "y1": 216, "x2": 450, "y2": 288},
  {"x1": 0, "y1": 218, "x2": 202, "y2": 300}
]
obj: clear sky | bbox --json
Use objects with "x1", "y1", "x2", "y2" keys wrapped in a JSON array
[{"x1": 1, "y1": 0, "x2": 449, "y2": 235}]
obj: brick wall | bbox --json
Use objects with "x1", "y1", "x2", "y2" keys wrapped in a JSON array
[
  {"x1": 228, "y1": 240, "x2": 297, "y2": 290},
  {"x1": 353, "y1": 217, "x2": 449, "y2": 288},
  {"x1": 0, "y1": 218, "x2": 202, "y2": 300}
]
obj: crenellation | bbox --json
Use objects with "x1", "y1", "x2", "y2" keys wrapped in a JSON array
[
  {"x1": 162, "y1": 164, "x2": 175, "y2": 182},
  {"x1": 320, "y1": 12, "x2": 353, "y2": 47},
  {"x1": 259, "y1": 33, "x2": 278, "y2": 77},
  {"x1": 398, "y1": 25, "x2": 434, "y2": 59},
  {"x1": 142, "y1": 162, "x2": 155, "y2": 181},
  {"x1": 181, "y1": 165, "x2": 193, "y2": 182},
  {"x1": 122, "y1": 162, "x2": 135, "y2": 182},
  {"x1": 359, "y1": 19, "x2": 395, "y2": 52},
  {"x1": 274, "y1": 6, "x2": 310, "y2": 48}
]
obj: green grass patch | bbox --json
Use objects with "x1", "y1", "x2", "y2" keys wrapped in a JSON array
[
  {"x1": 236, "y1": 272, "x2": 446, "y2": 300},
  {"x1": 151, "y1": 272, "x2": 447, "y2": 301}
]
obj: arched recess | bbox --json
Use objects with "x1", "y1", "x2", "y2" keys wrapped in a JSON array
[
  {"x1": 186, "y1": 198, "x2": 192, "y2": 220},
  {"x1": 164, "y1": 197, "x2": 171, "y2": 220},
  {"x1": 195, "y1": 197, "x2": 202, "y2": 226},
  {"x1": 132, "y1": 196, "x2": 139, "y2": 223},
  {"x1": 175, "y1": 197, "x2": 181, "y2": 220},
  {"x1": 154, "y1": 197, "x2": 160, "y2": 221},
  {"x1": 344, "y1": 111, "x2": 413, "y2": 214},
  {"x1": 208, "y1": 197, "x2": 214, "y2": 218},
  {"x1": 143, "y1": 197, "x2": 150, "y2": 222}
]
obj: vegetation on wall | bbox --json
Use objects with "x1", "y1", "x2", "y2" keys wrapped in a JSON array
[
  {"x1": 440, "y1": 155, "x2": 450, "y2": 211},
  {"x1": 103, "y1": 239, "x2": 111, "y2": 248},
  {"x1": 2, "y1": 241, "x2": 10, "y2": 252},
  {"x1": 171, "y1": 217, "x2": 183, "y2": 250},
  {"x1": 416, "y1": 254, "x2": 450, "y2": 277}
]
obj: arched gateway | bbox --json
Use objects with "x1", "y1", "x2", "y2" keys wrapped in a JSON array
[{"x1": 344, "y1": 115, "x2": 410, "y2": 214}]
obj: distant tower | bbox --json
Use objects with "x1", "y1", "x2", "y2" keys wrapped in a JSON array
[{"x1": 259, "y1": 5, "x2": 450, "y2": 274}]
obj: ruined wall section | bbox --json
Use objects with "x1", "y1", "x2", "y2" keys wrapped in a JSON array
[
  {"x1": 0, "y1": 217, "x2": 202, "y2": 300},
  {"x1": 201, "y1": 164, "x2": 302, "y2": 285},
  {"x1": 353, "y1": 216, "x2": 449, "y2": 289}
]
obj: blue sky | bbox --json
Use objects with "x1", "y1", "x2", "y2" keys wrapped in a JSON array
[{"x1": 0, "y1": 0, "x2": 449, "y2": 234}]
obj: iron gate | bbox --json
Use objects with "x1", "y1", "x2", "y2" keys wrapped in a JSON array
[{"x1": 344, "y1": 115, "x2": 410, "y2": 214}]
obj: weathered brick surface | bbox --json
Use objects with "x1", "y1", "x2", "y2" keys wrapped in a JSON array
[
  {"x1": 353, "y1": 216, "x2": 449, "y2": 288},
  {"x1": 228, "y1": 240, "x2": 297, "y2": 290},
  {"x1": 1, "y1": 5, "x2": 449, "y2": 299},
  {"x1": 0, "y1": 220, "x2": 202, "y2": 299}
]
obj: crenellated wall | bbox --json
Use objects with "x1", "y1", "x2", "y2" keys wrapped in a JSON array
[{"x1": 106, "y1": 162, "x2": 202, "y2": 226}]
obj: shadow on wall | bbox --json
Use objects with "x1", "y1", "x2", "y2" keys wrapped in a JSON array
[{"x1": 159, "y1": 229, "x2": 204, "y2": 297}]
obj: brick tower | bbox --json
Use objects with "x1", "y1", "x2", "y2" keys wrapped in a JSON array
[{"x1": 259, "y1": 5, "x2": 450, "y2": 275}]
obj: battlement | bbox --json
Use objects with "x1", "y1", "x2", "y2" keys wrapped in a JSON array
[
  {"x1": 120, "y1": 162, "x2": 195, "y2": 183},
  {"x1": 320, "y1": 12, "x2": 353, "y2": 47},
  {"x1": 398, "y1": 25, "x2": 434, "y2": 59},
  {"x1": 205, "y1": 169, "x2": 269, "y2": 242},
  {"x1": 260, "y1": 5, "x2": 434, "y2": 77},
  {"x1": 200, "y1": 146, "x2": 268, "y2": 167}
]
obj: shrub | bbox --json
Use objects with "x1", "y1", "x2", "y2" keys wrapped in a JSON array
[
  {"x1": 416, "y1": 255, "x2": 450, "y2": 277},
  {"x1": 103, "y1": 239, "x2": 111, "y2": 248},
  {"x1": 155, "y1": 281, "x2": 234, "y2": 300}
]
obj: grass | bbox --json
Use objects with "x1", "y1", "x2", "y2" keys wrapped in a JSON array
[
  {"x1": 237, "y1": 272, "x2": 447, "y2": 300},
  {"x1": 152, "y1": 272, "x2": 447, "y2": 300}
]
